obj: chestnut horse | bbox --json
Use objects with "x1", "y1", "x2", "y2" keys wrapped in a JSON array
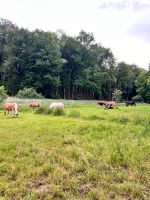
[
  {"x1": 105, "y1": 101, "x2": 115, "y2": 109},
  {"x1": 97, "y1": 101, "x2": 107, "y2": 106},
  {"x1": 28, "y1": 102, "x2": 41, "y2": 108},
  {"x1": 4, "y1": 103, "x2": 18, "y2": 118},
  {"x1": 97, "y1": 101, "x2": 115, "y2": 109}
]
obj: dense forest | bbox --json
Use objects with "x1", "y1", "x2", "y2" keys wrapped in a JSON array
[{"x1": 0, "y1": 19, "x2": 149, "y2": 101}]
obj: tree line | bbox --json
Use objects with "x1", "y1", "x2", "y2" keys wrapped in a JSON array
[{"x1": 0, "y1": 19, "x2": 149, "y2": 102}]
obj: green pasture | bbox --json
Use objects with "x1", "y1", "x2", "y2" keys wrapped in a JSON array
[{"x1": 0, "y1": 102, "x2": 150, "y2": 200}]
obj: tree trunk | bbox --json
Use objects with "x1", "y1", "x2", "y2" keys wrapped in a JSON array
[
  {"x1": 109, "y1": 82, "x2": 112, "y2": 100},
  {"x1": 68, "y1": 62, "x2": 71, "y2": 99},
  {"x1": 99, "y1": 90, "x2": 101, "y2": 100},
  {"x1": 72, "y1": 86, "x2": 74, "y2": 99},
  {"x1": 92, "y1": 91, "x2": 94, "y2": 99},
  {"x1": 63, "y1": 88, "x2": 66, "y2": 99}
]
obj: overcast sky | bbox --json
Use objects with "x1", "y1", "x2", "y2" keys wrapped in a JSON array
[{"x1": 0, "y1": 0, "x2": 150, "y2": 69}]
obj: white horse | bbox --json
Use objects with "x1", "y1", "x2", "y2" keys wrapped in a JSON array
[{"x1": 50, "y1": 102, "x2": 64, "y2": 110}]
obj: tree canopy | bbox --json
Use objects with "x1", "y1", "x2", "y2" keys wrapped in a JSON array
[{"x1": 0, "y1": 19, "x2": 149, "y2": 102}]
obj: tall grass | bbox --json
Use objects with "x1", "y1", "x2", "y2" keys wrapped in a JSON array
[{"x1": 0, "y1": 102, "x2": 149, "y2": 199}]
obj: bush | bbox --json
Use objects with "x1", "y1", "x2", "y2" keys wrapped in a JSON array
[
  {"x1": 19, "y1": 104, "x2": 31, "y2": 112},
  {"x1": 132, "y1": 95, "x2": 144, "y2": 102},
  {"x1": 0, "y1": 86, "x2": 7, "y2": 100},
  {"x1": 112, "y1": 89, "x2": 122, "y2": 102},
  {"x1": 35, "y1": 106, "x2": 65, "y2": 116},
  {"x1": 34, "y1": 106, "x2": 53, "y2": 115},
  {"x1": 16, "y1": 87, "x2": 44, "y2": 99},
  {"x1": 53, "y1": 108, "x2": 65, "y2": 116}
]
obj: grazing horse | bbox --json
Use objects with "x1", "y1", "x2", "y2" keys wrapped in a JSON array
[
  {"x1": 4, "y1": 103, "x2": 18, "y2": 118},
  {"x1": 28, "y1": 102, "x2": 41, "y2": 108},
  {"x1": 97, "y1": 101, "x2": 107, "y2": 106},
  {"x1": 50, "y1": 102, "x2": 64, "y2": 110},
  {"x1": 97, "y1": 101, "x2": 115, "y2": 109},
  {"x1": 105, "y1": 101, "x2": 116, "y2": 109},
  {"x1": 126, "y1": 101, "x2": 136, "y2": 106}
]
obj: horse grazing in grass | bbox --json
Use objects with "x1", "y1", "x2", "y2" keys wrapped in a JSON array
[
  {"x1": 4, "y1": 103, "x2": 18, "y2": 118},
  {"x1": 97, "y1": 101, "x2": 115, "y2": 109},
  {"x1": 97, "y1": 101, "x2": 107, "y2": 106},
  {"x1": 28, "y1": 102, "x2": 41, "y2": 108},
  {"x1": 105, "y1": 101, "x2": 116, "y2": 109},
  {"x1": 50, "y1": 102, "x2": 64, "y2": 110},
  {"x1": 126, "y1": 101, "x2": 136, "y2": 106}
]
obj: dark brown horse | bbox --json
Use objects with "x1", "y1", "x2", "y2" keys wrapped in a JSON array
[
  {"x1": 97, "y1": 101, "x2": 107, "y2": 106},
  {"x1": 126, "y1": 101, "x2": 136, "y2": 106}
]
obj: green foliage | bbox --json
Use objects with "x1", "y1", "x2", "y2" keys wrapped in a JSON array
[
  {"x1": 53, "y1": 108, "x2": 65, "y2": 116},
  {"x1": 16, "y1": 87, "x2": 44, "y2": 99},
  {"x1": 116, "y1": 62, "x2": 140, "y2": 100},
  {"x1": 132, "y1": 94, "x2": 144, "y2": 102},
  {"x1": 0, "y1": 86, "x2": 7, "y2": 100},
  {"x1": 0, "y1": 19, "x2": 147, "y2": 101},
  {"x1": 19, "y1": 104, "x2": 31, "y2": 112},
  {"x1": 135, "y1": 70, "x2": 150, "y2": 102},
  {"x1": 34, "y1": 106, "x2": 52, "y2": 115},
  {"x1": 35, "y1": 105, "x2": 64, "y2": 116},
  {"x1": 112, "y1": 89, "x2": 122, "y2": 102}
]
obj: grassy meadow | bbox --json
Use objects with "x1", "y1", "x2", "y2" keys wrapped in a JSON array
[{"x1": 0, "y1": 100, "x2": 150, "y2": 200}]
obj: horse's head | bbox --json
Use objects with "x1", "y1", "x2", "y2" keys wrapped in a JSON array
[
  {"x1": 13, "y1": 103, "x2": 18, "y2": 117},
  {"x1": 15, "y1": 111, "x2": 18, "y2": 117}
]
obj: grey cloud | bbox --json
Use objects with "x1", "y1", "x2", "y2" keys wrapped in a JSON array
[
  {"x1": 132, "y1": 1, "x2": 150, "y2": 11},
  {"x1": 98, "y1": 0, "x2": 150, "y2": 11}
]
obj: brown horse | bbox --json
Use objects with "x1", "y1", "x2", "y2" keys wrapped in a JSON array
[
  {"x1": 28, "y1": 102, "x2": 41, "y2": 108},
  {"x1": 105, "y1": 101, "x2": 115, "y2": 109},
  {"x1": 4, "y1": 103, "x2": 18, "y2": 118},
  {"x1": 97, "y1": 101, "x2": 107, "y2": 106},
  {"x1": 126, "y1": 101, "x2": 136, "y2": 106},
  {"x1": 97, "y1": 101, "x2": 115, "y2": 109}
]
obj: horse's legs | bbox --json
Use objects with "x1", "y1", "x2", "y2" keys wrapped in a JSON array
[
  {"x1": 4, "y1": 110, "x2": 6, "y2": 118},
  {"x1": 8, "y1": 110, "x2": 10, "y2": 118},
  {"x1": 12, "y1": 109, "x2": 15, "y2": 117}
]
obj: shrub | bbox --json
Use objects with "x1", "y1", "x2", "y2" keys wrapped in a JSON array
[
  {"x1": 0, "y1": 86, "x2": 7, "y2": 100},
  {"x1": 53, "y1": 108, "x2": 65, "y2": 116},
  {"x1": 35, "y1": 106, "x2": 64, "y2": 116},
  {"x1": 132, "y1": 95, "x2": 144, "y2": 102},
  {"x1": 112, "y1": 89, "x2": 122, "y2": 102},
  {"x1": 16, "y1": 87, "x2": 44, "y2": 99},
  {"x1": 19, "y1": 104, "x2": 30, "y2": 112},
  {"x1": 34, "y1": 106, "x2": 52, "y2": 115}
]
